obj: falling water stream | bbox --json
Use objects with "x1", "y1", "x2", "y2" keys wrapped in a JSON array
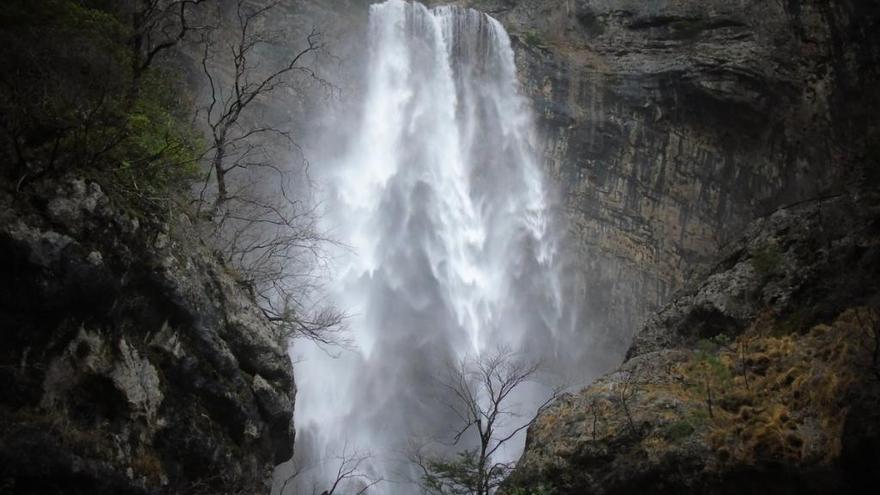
[{"x1": 289, "y1": 1, "x2": 576, "y2": 492}]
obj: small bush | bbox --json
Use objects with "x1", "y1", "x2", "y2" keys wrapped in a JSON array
[
  {"x1": 0, "y1": 0, "x2": 201, "y2": 209},
  {"x1": 524, "y1": 31, "x2": 544, "y2": 46},
  {"x1": 663, "y1": 420, "x2": 695, "y2": 441},
  {"x1": 510, "y1": 486, "x2": 555, "y2": 495},
  {"x1": 751, "y1": 244, "x2": 784, "y2": 278},
  {"x1": 109, "y1": 69, "x2": 203, "y2": 199}
]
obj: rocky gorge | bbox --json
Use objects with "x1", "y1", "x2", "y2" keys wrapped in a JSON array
[{"x1": 1, "y1": 0, "x2": 879, "y2": 493}]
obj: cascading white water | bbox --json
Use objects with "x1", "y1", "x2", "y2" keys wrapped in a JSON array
[{"x1": 288, "y1": 1, "x2": 576, "y2": 492}]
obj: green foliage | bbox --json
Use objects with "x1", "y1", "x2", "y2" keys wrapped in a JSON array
[
  {"x1": 773, "y1": 309, "x2": 811, "y2": 336},
  {"x1": 693, "y1": 339, "x2": 733, "y2": 388},
  {"x1": 688, "y1": 407, "x2": 711, "y2": 425},
  {"x1": 662, "y1": 407, "x2": 711, "y2": 442},
  {"x1": 523, "y1": 31, "x2": 544, "y2": 47},
  {"x1": 111, "y1": 70, "x2": 203, "y2": 197},
  {"x1": 688, "y1": 337, "x2": 733, "y2": 419},
  {"x1": 423, "y1": 450, "x2": 481, "y2": 495},
  {"x1": 509, "y1": 485, "x2": 555, "y2": 495},
  {"x1": 697, "y1": 334, "x2": 732, "y2": 354},
  {"x1": 0, "y1": 0, "x2": 200, "y2": 207},
  {"x1": 751, "y1": 244, "x2": 784, "y2": 279},
  {"x1": 662, "y1": 419, "x2": 695, "y2": 441},
  {"x1": 422, "y1": 449, "x2": 509, "y2": 495},
  {"x1": 1, "y1": 1, "x2": 128, "y2": 164}
]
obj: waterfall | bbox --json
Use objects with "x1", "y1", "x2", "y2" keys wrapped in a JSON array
[{"x1": 287, "y1": 1, "x2": 575, "y2": 492}]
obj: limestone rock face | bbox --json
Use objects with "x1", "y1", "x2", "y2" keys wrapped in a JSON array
[
  {"x1": 503, "y1": 193, "x2": 880, "y2": 494},
  {"x1": 439, "y1": 0, "x2": 880, "y2": 364},
  {"x1": 0, "y1": 178, "x2": 294, "y2": 494},
  {"x1": 479, "y1": 3, "x2": 880, "y2": 489}
]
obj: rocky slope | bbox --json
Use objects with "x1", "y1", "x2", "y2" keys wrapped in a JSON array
[
  {"x1": 0, "y1": 178, "x2": 294, "y2": 494},
  {"x1": 442, "y1": 0, "x2": 880, "y2": 366},
  {"x1": 503, "y1": 189, "x2": 880, "y2": 494}
]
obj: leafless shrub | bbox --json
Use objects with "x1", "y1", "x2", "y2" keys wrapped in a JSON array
[{"x1": 279, "y1": 441, "x2": 383, "y2": 495}]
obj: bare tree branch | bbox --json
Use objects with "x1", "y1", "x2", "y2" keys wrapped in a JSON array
[
  {"x1": 128, "y1": 0, "x2": 214, "y2": 81},
  {"x1": 191, "y1": 0, "x2": 343, "y2": 348},
  {"x1": 412, "y1": 346, "x2": 564, "y2": 495},
  {"x1": 281, "y1": 441, "x2": 384, "y2": 495}
]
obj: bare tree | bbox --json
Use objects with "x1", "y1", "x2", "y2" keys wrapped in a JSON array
[
  {"x1": 614, "y1": 367, "x2": 640, "y2": 433},
  {"x1": 587, "y1": 397, "x2": 609, "y2": 442},
  {"x1": 279, "y1": 442, "x2": 383, "y2": 495},
  {"x1": 197, "y1": 0, "x2": 324, "y2": 212},
  {"x1": 413, "y1": 346, "x2": 562, "y2": 495},
  {"x1": 192, "y1": 0, "x2": 346, "y2": 348},
  {"x1": 126, "y1": 0, "x2": 213, "y2": 82},
  {"x1": 689, "y1": 338, "x2": 733, "y2": 421}
]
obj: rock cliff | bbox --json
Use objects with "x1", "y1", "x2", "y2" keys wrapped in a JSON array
[
  {"x1": 0, "y1": 178, "x2": 294, "y2": 494},
  {"x1": 444, "y1": 0, "x2": 880, "y2": 366},
  {"x1": 429, "y1": 0, "x2": 880, "y2": 492}
]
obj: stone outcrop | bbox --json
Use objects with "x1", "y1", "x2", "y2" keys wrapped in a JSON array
[
  {"x1": 503, "y1": 191, "x2": 880, "y2": 494},
  {"x1": 0, "y1": 178, "x2": 294, "y2": 494}
]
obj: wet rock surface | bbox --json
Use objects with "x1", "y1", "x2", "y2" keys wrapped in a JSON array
[{"x1": 0, "y1": 178, "x2": 294, "y2": 494}]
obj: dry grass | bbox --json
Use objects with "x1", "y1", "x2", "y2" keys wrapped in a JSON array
[
  {"x1": 699, "y1": 308, "x2": 873, "y2": 466},
  {"x1": 527, "y1": 306, "x2": 878, "y2": 474}
]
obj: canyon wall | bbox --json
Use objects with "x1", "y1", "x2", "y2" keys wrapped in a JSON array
[
  {"x1": 439, "y1": 0, "x2": 880, "y2": 366},
  {"x1": 460, "y1": 1, "x2": 880, "y2": 491}
]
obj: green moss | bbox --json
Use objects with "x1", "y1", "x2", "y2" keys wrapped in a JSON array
[
  {"x1": 662, "y1": 420, "x2": 696, "y2": 441},
  {"x1": 510, "y1": 486, "x2": 556, "y2": 495},
  {"x1": 687, "y1": 407, "x2": 711, "y2": 427},
  {"x1": 523, "y1": 31, "x2": 544, "y2": 47},
  {"x1": 698, "y1": 335, "x2": 732, "y2": 354},
  {"x1": 694, "y1": 337, "x2": 733, "y2": 386}
]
